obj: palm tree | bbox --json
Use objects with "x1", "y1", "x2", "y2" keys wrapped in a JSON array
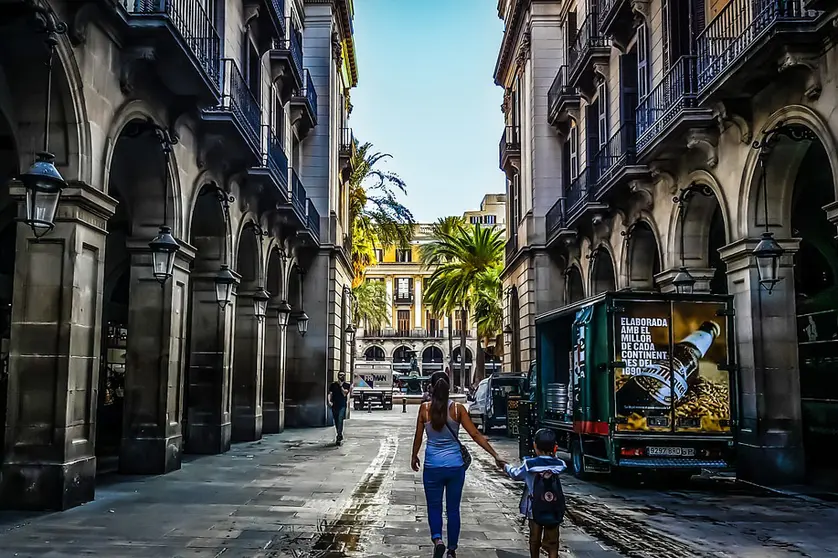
[
  {"x1": 352, "y1": 279, "x2": 390, "y2": 332},
  {"x1": 420, "y1": 216, "x2": 466, "y2": 372},
  {"x1": 423, "y1": 225, "x2": 505, "y2": 388},
  {"x1": 472, "y1": 264, "x2": 503, "y2": 384},
  {"x1": 349, "y1": 142, "x2": 415, "y2": 285}
]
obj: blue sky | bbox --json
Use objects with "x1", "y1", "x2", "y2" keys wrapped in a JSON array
[{"x1": 350, "y1": 0, "x2": 506, "y2": 223}]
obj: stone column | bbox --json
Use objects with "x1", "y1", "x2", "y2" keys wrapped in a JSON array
[
  {"x1": 414, "y1": 278, "x2": 422, "y2": 329},
  {"x1": 184, "y1": 271, "x2": 235, "y2": 454},
  {"x1": 231, "y1": 291, "x2": 265, "y2": 442},
  {"x1": 1, "y1": 181, "x2": 116, "y2": 511},
  {"x1": 119, "y1": 241, "x2": 194, "y2": 474},
  {"x1": 720, "y1": 237, "x2": 805, "y2": 485},
  {"x1": 262, "y1": 300, "x2": 284, "y2": 433}
]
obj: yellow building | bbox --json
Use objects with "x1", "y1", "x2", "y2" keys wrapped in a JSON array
[{"x1": 355, "y1": 195, "x2": 506, "y2": 386}]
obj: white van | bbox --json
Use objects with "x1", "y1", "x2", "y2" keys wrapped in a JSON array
[{"x1": 468, "y1": 378, "x2": 491, "y2": 433}]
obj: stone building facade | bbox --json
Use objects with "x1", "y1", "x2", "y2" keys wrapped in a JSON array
[
  {"x1": 354, "y1": 195, "x2": 507, "y2": 387},
  {"x1": 0, "y1": 0, "x2": 358, "y2": 510},
  {"x1": 495, "y1": 0, "x2": 838, "y2": 486}
]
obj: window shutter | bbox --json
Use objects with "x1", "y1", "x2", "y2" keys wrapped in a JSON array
[
  {"x1": 586, "y1": 103, "x2": 600, "y2": 174},
  {"x1": 567, "y1": 11, "x2": 578, "y2": 51},
  {"x1": 569, "y1": 124, "x2": 579, "y2": 181},
  {"x1": 692, "y1": 0, "x2": 706, "y2": 42},
  {"x1": 597, "y1": 83, "x2": 608, "y2": 149},
  {"x1": 619, "y1": 51, "x2": 638, "y2": 125}
]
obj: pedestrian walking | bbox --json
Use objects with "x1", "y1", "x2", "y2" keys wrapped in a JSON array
[
  {"x1": 327, "y1": 372, "x2": 351, "y2": 445},
  {"x1": 411, "y1": 371, "x2": 504, "y2": 558},
  {"x1": 501, "y1": 428, "x2": 567, "y2": 558}
]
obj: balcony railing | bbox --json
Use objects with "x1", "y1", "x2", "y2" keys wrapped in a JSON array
[
  {"x1": 505, "y1": 235, "x2": 518, "y2": 263},
  {"x1": 546, "y1": 197, "x2": 566, "y2": 236},
  {"x1": 565, "y1": 167, "x2": 594, "y2": 217},
  {"x1": 598, "y1": 0, "x2": 622, "y2": 28},
  {"x1": 394, "y1": 293, "x2": 415, "y2": 304},
  {"x1": 213, "y1": 59, "x2": 261, "y2": 146},
  {"x1": 696, "y1": 0, "x2": 818, "y2": 92},
  {"x1": 636, "y1": 55, "x2": 698, "y2": 152},
  {"x1": 499, "y1": 125, "x2": 521, "y2": 169},
  {"x1": 594, "y1": 123, "x2": 636, "y2": 191},
  {"x1": 547, "y1": 66, "x2": 579, "y2": 122},
  {"x1": 264, "y1": 125, "x2": 288, "y2": 190},
  {"x1": 340, "y1": 127, "x2": 354, "y2": 154},
  {"x1": 122, "y1": 0, "x2": 221, "y2": 87},
  {"x1": 361, "y1": 329, "x2": 448, "y2": 339},
  {"x1": 290, "y1": 169, "x2": 307, "y2": 220},
  {"x1": 276, "y1": 19, "x2": 303, "y2": 80},
  {"x1": 271, "y1": 0, "x2": 286, "y2": 36},
  {"x1": 306, "y1": 198, "x2": 321, "y2": 241},
  {"x1": 301, "y1": 69, "x2": 318, "y2": 118},
  {"x1": 567, "y1": 12, "x2": 610, "y2": 79}
]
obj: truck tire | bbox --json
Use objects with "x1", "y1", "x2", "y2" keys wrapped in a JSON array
[{"x1": 571, "y1": 439, "x2": 588, "y2": 480}]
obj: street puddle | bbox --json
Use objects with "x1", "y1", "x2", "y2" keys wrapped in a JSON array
[{"x1": 272, "y1": 435, "x2": 398, "y2": 557}]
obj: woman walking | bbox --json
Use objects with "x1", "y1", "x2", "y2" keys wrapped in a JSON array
[{"x1": 411, "y1": 371, "x2": 505, "y2": 558}]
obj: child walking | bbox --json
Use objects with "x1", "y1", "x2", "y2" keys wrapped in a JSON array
[{"x1": 502, "y1": 429, "x2": 567, "y2": 558}]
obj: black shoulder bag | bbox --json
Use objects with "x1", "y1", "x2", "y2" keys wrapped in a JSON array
[{"x1": 445, "y1": 404, "x2": 472, "y2": 470}]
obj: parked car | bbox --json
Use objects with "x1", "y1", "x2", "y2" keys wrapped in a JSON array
[{"x1": 469, "y1": 374, "x2": 527, "y2": 433}]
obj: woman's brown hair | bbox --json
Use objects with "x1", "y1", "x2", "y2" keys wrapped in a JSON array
[{"x1": 429, "y1": 373, "x2": 450, "y2": 431}]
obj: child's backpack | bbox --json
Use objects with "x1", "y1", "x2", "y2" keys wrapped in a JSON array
[{"x1": 530, "y1": 471, "x2": 565, "y2": 527}]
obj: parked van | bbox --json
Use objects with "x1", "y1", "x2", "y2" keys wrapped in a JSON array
[{"x1": 468, "y1": 374, "x2": 527, "y2": 433}]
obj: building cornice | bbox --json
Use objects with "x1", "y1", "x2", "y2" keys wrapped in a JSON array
[
  {"x1": 493, "y1": 0, "x2": 530, "y2": 86},
  {"x1": 308, "y1": 0, "x2": 358, "y2": 87}
]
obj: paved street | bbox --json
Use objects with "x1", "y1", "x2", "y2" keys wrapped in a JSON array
[{"x1": 0, "y1": 410, "x2": 836, "y2": 557}]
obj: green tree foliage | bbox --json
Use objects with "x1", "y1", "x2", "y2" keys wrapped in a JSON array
[{"x1": 352, "y1": 279, "x2": 391, "y2": 330}]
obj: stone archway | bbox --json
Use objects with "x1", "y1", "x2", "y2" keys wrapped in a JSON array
[
  {"x1": 231, "y1": 223, "x2": 265, "y2": 442},
  {"x1": 364, "y1": 346, "x2": 386, "y2": 361},
  {"x1": 672, "y1": 182, "x2": 728, "y2": 294},
  {"x1": 262, "y1": 246, "x2": 286, "y2": 434},
  {"x1": 566, "y1": 265, "x2": 585, "y2": 303},
  {"x1": 184, "y1": 185, "x2": 234, "y2": 455},
  {"x1": 591, "y1": 249, "x2": 616, "y2": 295},
  {"x1": 626, "y1": 222, "x2": 661, "y2": 291},
  {"x1": 422, "y1": 346, "x2": 443, "y2": 363}
]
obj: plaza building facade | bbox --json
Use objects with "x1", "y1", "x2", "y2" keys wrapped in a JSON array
[
  {"x1": 0, "y1": 0, "x2": 359, "y2": 510},
  {"x1": 354, "y1": 195, "x2": 507, "y2": 387},
  {"x1": 495, "y1": 0, "x2": 838, "y2": 486}
]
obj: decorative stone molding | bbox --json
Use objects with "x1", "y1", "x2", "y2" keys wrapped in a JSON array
[
  {"x1": 331, "y1": 31, "x2": 343, "y2": 62},
  {"x1": 243, "y1": 2, "x2": 260, "y2": 28},
  {"x1": 650, "y1": 166, "x2": 677, "y2": 195},
  {"x1": 713, "y1": 102, "x2": 752, "y2": 144},
  {"x1": 631, "y1": 0, "x2": 652, "y2": 24},
  {"x1": 686, "y1": 129, "x2": 719, "y2": 168},
  {"x1": 69, "y1": 2, "x2": 100, "y2": 46},
  {"x1": 515, "y1": 31, "x2": 531, "y2": 71},
  {"x1": 628, "y1": 179, "x2": 655, "y2": 212},
  {"x1": 120, "y1": 47, "x2": 156, "y2": 95},
  {"x1": 777, "y1": 48, "x2": 822, "y2": 101},
  {"x1": 655, "y1": 267, "x2": 717, "y2": 294},
  {"x1": 592, "y1": 62, "x2": 609, "y2": 85},
  {"x1": 501, "y1": 89, "x2": 512, "y2": 115}
]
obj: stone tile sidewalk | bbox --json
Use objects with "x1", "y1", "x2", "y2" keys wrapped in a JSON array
[{"x1": 0, "y1": 410, "x2": 619, "y2": 558}]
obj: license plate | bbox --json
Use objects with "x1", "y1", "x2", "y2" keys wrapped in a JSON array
[{"x1": 647, "y1": 447, "x2": 696, "y2": 457}]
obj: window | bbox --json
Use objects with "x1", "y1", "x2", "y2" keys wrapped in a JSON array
[
  {"x1": 396, "y1": 249, "x2": 412, "y2": 263},
  {"x1": 426, "y1": 312, "x2": 440, "y2": 336},
  {"x1": 374, "y1": 248, "x2": 383, "y2": 262},
  {"x1": 569, "y1": 123, "x2": 579, "y2": 181},
  {"x1": 514, "y1": 174, "x2": 522, "y2": 223},
  {"x1": 246, "y1": 42, "x2": 260, "y2": 97},
  {"x1": 486, "y1": 215, "x2": 496, "y2": 224},
  {"x1": 454, "y1": 310, "x2": 464, "y2": 333},
  {"x1": 397, "y1": 310, "x2": 411, "y2": 335},
  {"x1": 661, "y1": 1, "x2": 670, "y2": 71},
  {"x1": 637, "y1": 23, "x2": 650, "y2": 100},
  {"x1": 396, "y1": 277, "x2": 411, "y2": 299},
  {"x1": 597, "y1": 82, "x2": 608, "y2": 149}
]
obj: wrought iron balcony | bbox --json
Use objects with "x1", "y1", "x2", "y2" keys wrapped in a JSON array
[
  {"x1": 567, "y1": 12, "x2": 611, "y2": 98},
  {"x1": 394, "y1": 293, "x2": 415, "y2": 304},
  {"x1": 265, "y1": 125, "x2": 289, "y2": 192},
  {"x1": 290, "y1": 69, "x2": 318, "y2": 139},
  {"x1": 636, "y1": 55, "x2": 713, "y2": 163},
  {"x1": 269, "y1": 0, "x2": 287, "y2": 36},
  {"x1": 270, "y1": 19, "x2": 304, "y2": 101},
  {"x1": 505, "y1": 235, "x2": 518, "y2": 265},
  {"x1": 290, "y1": 169, "x2": 307, "y2": 223},
  {"x1": 202, "y1": 59, "x2": 262, "y2": 160},
  {"x1": 564, "y1": 166, "x2": 608, "y2": 227},
  {"x1": 339, "y1": 127, "x2": 356, "y2": 181},
  {"x1": 546, "y1": 197, "x2": 566, "y2": 237},
  {"x1": 498, "y1": 125, "x2": 521, "y2": 172},
  {"x1": 547, "y1": 66, "x2": 580, "y2": 127},
  {"x1": 696, "y1": 0, "x2": 822, "y2": 101},
  {"x1": 593, "y1": 123, "x2": 646, "y2": 198},
  {"x1": 306, "y1": 198, "x2": 321, "y2": 242},
  {"x1": 598, "y1": 0, "x2": 635, "y2": 47},
  {"x1": 116, "y1": 0, "x2": 221, "y2": 103}
]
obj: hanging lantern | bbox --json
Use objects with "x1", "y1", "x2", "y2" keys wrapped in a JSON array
[
  {"x1": 148, "y1": 225, "x2": 180, "y2": 285},
  {"x1": 20, "y1": 152, "x2": 65, "y2": 238},
  {"x1": 214, "y1": 264, "x2": 238, "y2": 309},
  {"x1": 672, "y1": 266, "x2": 695, "y2": 295},
  {"x1": 252, "y1": 288, "x2": 270, "y2": 320},
  {"x1": 753, "y1": 232, "x2": 784, "y2": 294},
  {"x1": 345, "y1": 322, "x2": 356, "y2": 335},
  {"x1": 297, "y1": 311, "x2": 309, "y2": 337},
  {"x1": 503, "y1": 323, "x2": 513, "y2": 346},
  {"x1": 277, "y1": 300, "x2": 292, "y2": 327}
]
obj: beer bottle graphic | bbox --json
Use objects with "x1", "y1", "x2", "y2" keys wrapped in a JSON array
[{"x1": 617, "y1": 321, "x2": 721, "y2": 409}]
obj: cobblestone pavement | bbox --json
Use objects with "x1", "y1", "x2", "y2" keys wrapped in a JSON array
[{"x1": 0, "y1": 410, "x2": 837, "y2": 557}]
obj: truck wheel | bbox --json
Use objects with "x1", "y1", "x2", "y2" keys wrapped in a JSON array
[{"x1": 571, "y1": 439, "x2": 587, "y2": 480}]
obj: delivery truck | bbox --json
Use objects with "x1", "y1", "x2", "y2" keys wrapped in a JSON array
[
  {"x1": 352, "y1": 362, "x2": 394, "y2": 410},
  {"x1": 531, "y1": 292, "x2": 737, "y2": 479}
]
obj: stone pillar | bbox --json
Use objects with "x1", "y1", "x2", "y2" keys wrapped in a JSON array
[
  {"x1": 414, "y1": 278, "x2": 422, "y2": 328},
  {"x1": 119, "y1": 241, "x2": 194, "y2": 474},
  {"x1": 184, "y1": 272, "x2": 235, "y2": 454},
  {"x1": 1, "y1": 182, "x2": 116, "y2": 510},
  {"x1": 262, "y1": 300, "x2": 284, "y2": 434},
  {"x1": 655, "y1": 267, "x2": 717, "y2": 294},
  {"x1": 231, "y1": 291, "x2": 265, "y2": 442},
  {"x1": 720, "y1": 238, "x2": 805, "y2": 485}
]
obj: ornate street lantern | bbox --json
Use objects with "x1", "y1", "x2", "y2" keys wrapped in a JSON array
[
  {"x1": 214, "y1": 264, "x2": 238, "y2": 309},
  {"x1": 149, "y1": 225, "x2": 179, "y2": 285},
  {"x1": 21, "y1": 152, "x2": 65, "y2": 238},
  {"x1": 346, "y1": 322, "x2": 357, "y2": 335},
  {"x1": 672, "y1": 266, "x2": 695, "y2": 295},
  {"x1": 253, "y1": 288, "x2": 270, "y2": 320},
  {"x1": 277, "y1": 300, "x2": 292, "y2": 328},
  {"x1": 753, "y1": 232, "x2": 784, "y2": 294},
  {"x1": 503, "y1": 323, "x2": 513, "y2": 346},
  {"x1": 297, "y1": 311, "x2": 309, "y2": 337}
]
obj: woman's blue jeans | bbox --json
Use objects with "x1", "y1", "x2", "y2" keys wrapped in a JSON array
[{"x1": 422, "y1": 466, "x2": 466, "y2": 549}]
